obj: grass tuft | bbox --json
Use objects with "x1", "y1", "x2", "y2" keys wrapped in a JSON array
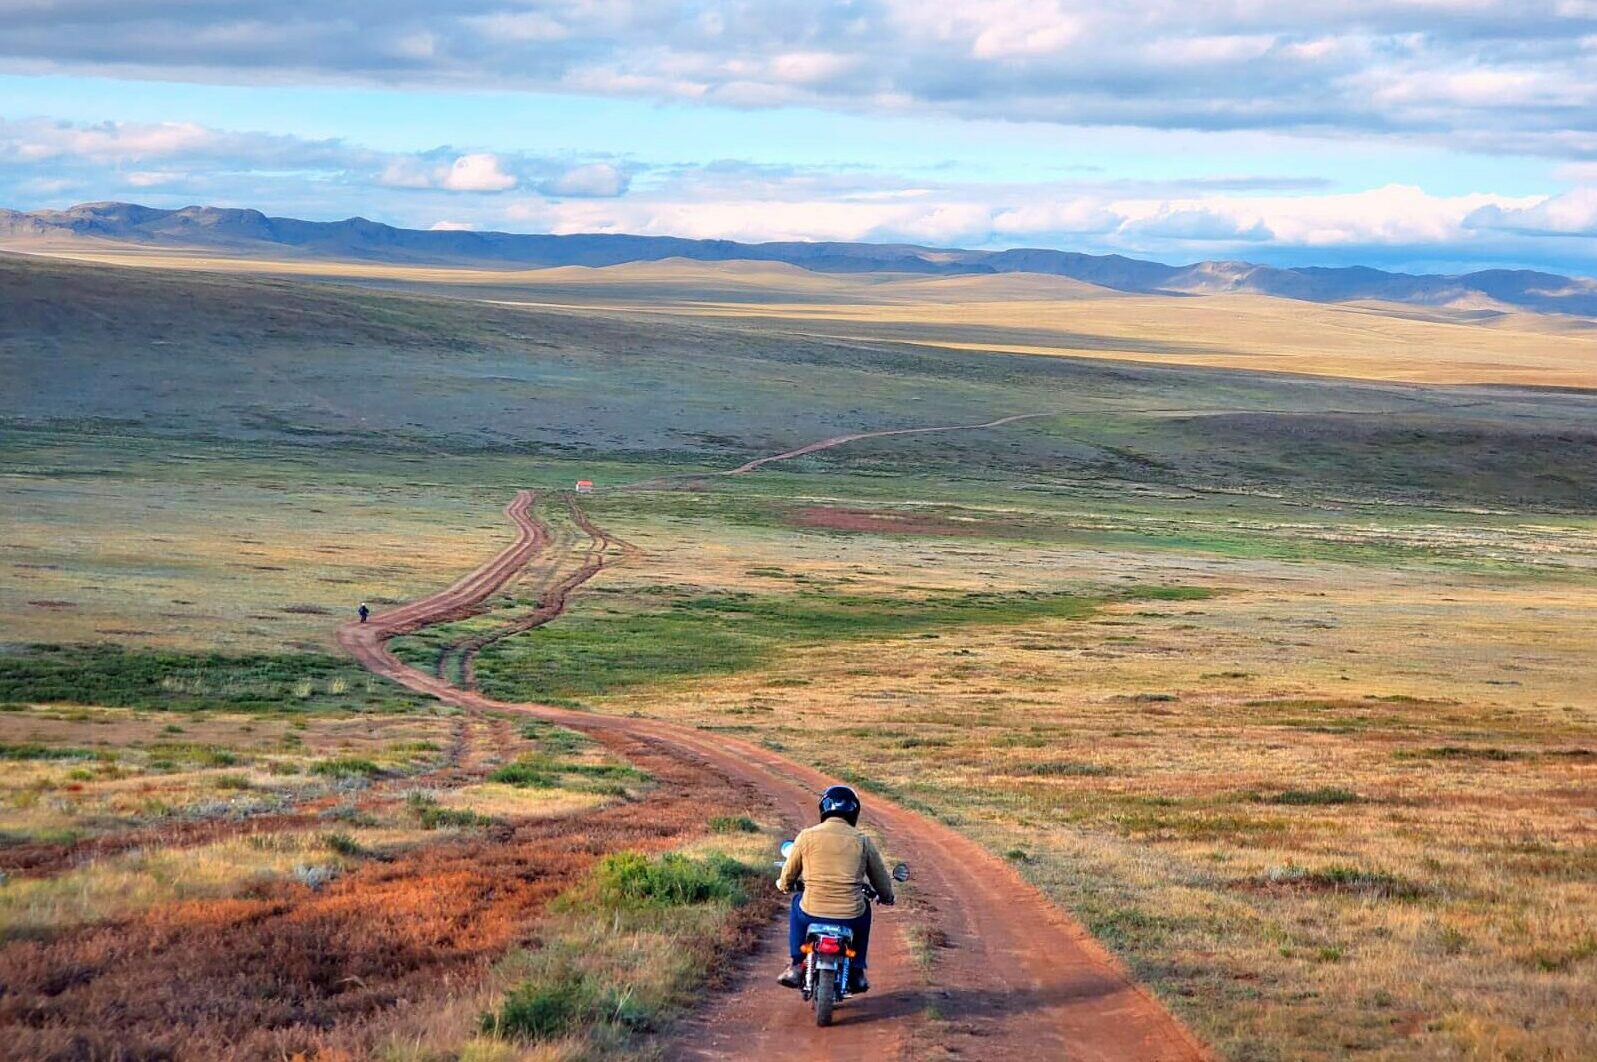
[
  {"x1": 484, "y1": 961, "x2": 648, "y2": 1042},
  {"x1": 1257, "y1": 787, "x2": 1363, "y2": 806},
  {"x1": 593, "y1": 851, "x2": 748, "y2": 908},
  {"x1": 310, "y1": 756, "x2": 383, "y2": 778}
]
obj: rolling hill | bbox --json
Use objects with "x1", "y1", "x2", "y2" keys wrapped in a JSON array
[{"x1": 5, "y1": 200, "x2": 1596, "y2": 317}]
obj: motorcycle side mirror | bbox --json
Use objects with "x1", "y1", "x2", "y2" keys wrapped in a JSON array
[
  {"x1": 892, "y1": 862, "x2": 910, "y2": 882},
  {"x1": 779, "y1": 840, "x2": 795, "y2": 859}
]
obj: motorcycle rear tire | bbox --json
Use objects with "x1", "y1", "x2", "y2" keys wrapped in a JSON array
[{"x1": 814, "y1": 968, "x2": 836, "y2": 1027}]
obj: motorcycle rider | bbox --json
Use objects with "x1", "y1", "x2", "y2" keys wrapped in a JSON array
[{"x1": 776, "y1": 784, "x2": 896, "y2": 993}]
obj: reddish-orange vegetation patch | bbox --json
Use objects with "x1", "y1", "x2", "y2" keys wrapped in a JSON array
[
  {"x1": 0, "y1": 730, "x2": 774, "y2": 1058},
  {"x1": 788, "y1": 505, "x2": 1007, "y2": 537}
]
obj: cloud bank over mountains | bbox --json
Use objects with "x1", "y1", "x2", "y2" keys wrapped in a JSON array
[
  {"x1": 0, "y1": 116, "x2": 1564, "y2": 270},
  {"x1": 0, "y1": 2, "x2": 1593, "y2": 272}
]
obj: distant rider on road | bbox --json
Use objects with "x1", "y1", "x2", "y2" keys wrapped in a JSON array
[
  {"x1": 776, "y1": 784, "x2": 896, "y2": 993},
  {"x1": 358, "y1": 602, "x2": 370, "y2": 624}
]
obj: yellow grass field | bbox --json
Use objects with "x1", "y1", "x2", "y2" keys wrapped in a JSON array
[{"x1": 18, "y1": 244, "x2": 1597, "y2": 389}]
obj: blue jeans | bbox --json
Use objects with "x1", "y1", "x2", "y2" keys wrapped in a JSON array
[{"x1": 788, "y1": 892, "x2": 872, "y2": 968}]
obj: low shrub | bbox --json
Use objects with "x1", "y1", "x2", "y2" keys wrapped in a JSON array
[
  {"x1": 310, "y1": 757, "x2": 382, "y2": 778},
  {"x1": 593, "y1": 851, "x2": 748, "y2": 907},
  {"x1": 1014, "y1": 760, "x2": 1112, "y2": 777},
  {"x1": 559, "y1": 761, "x2": 648, "y2": 782},
  {"x1": 1402, "y1": 745, "x2": 1526, "y2": 762},
  {"x1": 488, "y1": 761, "x2": 558, "y2": 787},
  {"x1": 708, "y1": 815, "x2": 759, "y2": 834},
  {"x1": 484, "y1": 961, "x2": 648, "y2": 1041},
  {"x1": 144, "y1": 743, "x2": 239, "y2": 767},
  {"x1": 489, "y1": 753, "x2": 648, "y2": 790},
  {"x1": 1260, "y1": 863, "x2": 1429, "y2": 900},
  {"x1": 0, "y1": 742, "x2": 95, "y2": 761},
  {"x1": 519, "y1": 720, "x2": 590, "y2": 754},
  {"x1": 322, "y1": 832, "x2": 363, "y2": 857},
  {"x1": 1260, "y1": 787, "x2": 1362, "y2": 805},
  {"x1": 416, "y1": 805, "x2": 495, "y2": 830}
]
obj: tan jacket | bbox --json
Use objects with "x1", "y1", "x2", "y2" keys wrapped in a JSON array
[{"x1": 776, "y1": 817, "x2": 895, "y2": 919}]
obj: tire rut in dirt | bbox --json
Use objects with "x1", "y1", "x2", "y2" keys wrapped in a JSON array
[{"x1": 339, "y1": 487, "x2": 1212, "y2": 1061}]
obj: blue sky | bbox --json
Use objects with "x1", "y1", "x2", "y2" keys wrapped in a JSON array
[{"x1": 2, "y1": 2, "x2": 1594, "y2": 274}]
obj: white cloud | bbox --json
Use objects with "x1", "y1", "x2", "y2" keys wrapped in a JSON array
[
  {"x1": 125, "y1": 170, "x2": 184, "y2": 187},
  {"x1": 990, "y1": 199, "x2": 1120, "y2": 235},
  {"x1": 0, "y1": 117, "x2": 632, "y2": 204},
  {"x1": 538, "y1": 162, "x2": 628, "y2": 198},
  {"x1": 494, "y1": 176, "x2": 1541, "y2": 260},
  {"x1": 767, "y1": 51, "x2": 857, "y2": 85},
  {"x1": 1, "y1": 114, "x2": 1587, "y2": 273},
  {"x1": 1122, "y1": 208, "x2": 1274, "y2": 242},
  {"x1": 1465, "y1": 187, "x2": 1597, "y2": 236},
  {"x1": 442, "y1": 153, "x2": 517, "y2": 192},
  {"x1": 889, "y1": 1, "x2": 1084, "y2": 59},
  {"x1": 3, "y1": 2, "x2": 1595, "y2": 154},
  {"x1": 462, "y1": 11, "x2": 570, "y2": 42},
  {"x1": 378, "y1": 151, "x2": 521, "y2": 192},
  {"x1": 429, "y1": 219, "x2": 475, "y2": 230}
]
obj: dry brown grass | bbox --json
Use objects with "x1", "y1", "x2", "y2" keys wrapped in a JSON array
[
  {"x1": 17, "y1": 247, "x2": 1596, "y2": 388},
  {"x1": 0, "y1": 728, "x2": 753, "y2": 1058},
  {"x1": 662, "y1": 291, "x2": 1597, "y2": 388},
  {"x1": 0, "y1": 705, "x2": 456, "y2": 859},
  {"x1": 548, "y1": 507, "x2": 1595, "y2": 1061}
]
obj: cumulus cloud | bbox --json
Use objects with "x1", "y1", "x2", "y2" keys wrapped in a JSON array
[
  {"x1": 538, "y1": 162, "x2": 629, "y2": 198},
  {"x1": 496, "y1": 173, "x2": 1543, "y2": 264},
  {"x1": 442, "y1": 153, "x2": 517, "y2": 191},
  {"x1": 1122, "y1": 209, "x2": 1274, "y2": 242},
  {"x1": 0, "y1": 118, "x2": 626, "y2": 201},
  {"x1": 1465, "y1": 187, "x2": 1597, "y2": 236},
  {"x1": 378, "y1": 152, "x2": 518, "y2": 191},
  {"x1": 0, "y1": 118, "x2": 366, "y2": 169},
  {"x1": 1, "y1": 2, "x2": 1595, "y2": 155}
]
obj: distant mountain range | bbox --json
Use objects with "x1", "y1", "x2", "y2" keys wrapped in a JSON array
[{"x1": 5, "y1": 200, "x2": 1597, "y2": 317}]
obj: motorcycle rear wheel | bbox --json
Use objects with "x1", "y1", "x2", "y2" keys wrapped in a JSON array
[{"x1": 814, "y1": 968, "x2": 837, "y2": 1027}]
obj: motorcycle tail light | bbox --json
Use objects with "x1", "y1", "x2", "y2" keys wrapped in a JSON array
[{"x1": 816, "y1": 937, "x2": 842, "y2": 955}]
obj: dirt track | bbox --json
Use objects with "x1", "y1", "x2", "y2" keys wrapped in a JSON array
[{"x1": 338, "y1": 478, "x2": 1211, "y2": 1061}]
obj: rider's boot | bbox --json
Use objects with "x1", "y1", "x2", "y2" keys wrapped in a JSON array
[
  {"x1": 777, "y1": 961, "x2": 804, "y2": 989},
  {"x1": 848, "y1": 967, "x2": 870, "y2": 994}
]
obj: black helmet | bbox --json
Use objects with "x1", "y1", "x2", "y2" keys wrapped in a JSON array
[{"x1": 818, "y1": 784, "x2": 861, "y2": 827}]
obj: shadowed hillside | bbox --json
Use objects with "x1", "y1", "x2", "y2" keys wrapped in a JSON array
[
  {"x1": 4, "y1": 252, "x2": 1596, "y2": 511},
  {"x1": 6, "y1": 201, "x2": 1597, "y2": 316}
]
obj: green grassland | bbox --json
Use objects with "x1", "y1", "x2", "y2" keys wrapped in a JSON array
[{"x1": 439, "y1": 585, "x2": 1192, "y2": 702}]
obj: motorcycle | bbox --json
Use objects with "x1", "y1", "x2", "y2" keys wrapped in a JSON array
[{"x1": 777, "y1": 839, "x2": 911, "y2": 1027}]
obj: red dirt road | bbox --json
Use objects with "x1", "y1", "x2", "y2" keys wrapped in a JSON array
[{"x1": 338, "y1": 492, "x2": 1211, "y2": 1061}]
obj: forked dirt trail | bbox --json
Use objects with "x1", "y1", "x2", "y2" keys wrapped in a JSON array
[{"x1": 340, "y1": 482, "x2": 1210, "y2": 1060}]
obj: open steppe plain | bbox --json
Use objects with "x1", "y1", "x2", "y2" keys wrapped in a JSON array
[{"x1": 0, "y1": 249, "x2": 1592, "y2": 1059}]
